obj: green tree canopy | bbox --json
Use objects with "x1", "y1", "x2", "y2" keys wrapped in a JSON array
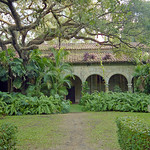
[
  {"x1": 123, "y1": 0, "x2": 150, "y2": 46},
  {"x1": 0, "y1": 0, "x2": 149, "y2": 61}
]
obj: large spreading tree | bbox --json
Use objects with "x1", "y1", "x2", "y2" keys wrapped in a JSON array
[{"x1": 0, "y1": 0, "x2": 149, "y2": 62}]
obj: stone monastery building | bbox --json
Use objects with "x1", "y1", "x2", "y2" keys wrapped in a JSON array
[{"x1": 41, "y1": 43, "x2": 135, "y2": 103}]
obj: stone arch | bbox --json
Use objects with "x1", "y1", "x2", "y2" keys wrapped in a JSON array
[
  {"x1": 72, "y1": 72, "x2": 83, "y2": 83},
  {"x1": 83, "y1": 70, "x2": 105, "y2": 83},
  {"x1": 109, "y1": 74, "x2": 128, "y2": 92},
  {"x1": 66, "y1": 75, "x2": 82, "y2": 103},
  {"x1": 107, "y1": 72, "x2": 129, "y2": 83},
  {"x1": 86, "y1": 74, "x2": 105, "y2": 94}
]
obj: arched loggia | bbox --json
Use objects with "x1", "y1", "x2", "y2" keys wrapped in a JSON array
[
  {"x1": 66, "y1": 75, "x2": 82, "y2": 103},
  {"x1": 86, "y1": 74, "x2": 105, "y2": 94},
  {"x1": 109, "y1": 74, "x2": 128, "y2": 92}
]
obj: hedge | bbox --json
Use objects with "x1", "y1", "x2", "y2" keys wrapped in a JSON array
[
  {"x1": 0, "y1": 123, "x2": 17, "y2": 150},
  {"x1": 116, "y1": 116, "x2": 150, "y2": 150}
]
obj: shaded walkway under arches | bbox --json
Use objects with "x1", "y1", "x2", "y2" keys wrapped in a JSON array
[
  {"x1": 66, "y1": 75, "x2": 82, "y2": 103},
  {"x1": 0, "y1": 81, "x2": 8, "y2": 92},
  {"x1": 109, "y1": 74, "x2": 128, "y2": 92},
  {"x1": 86, "y1": 74, "x2": 105, "y2": 94}
]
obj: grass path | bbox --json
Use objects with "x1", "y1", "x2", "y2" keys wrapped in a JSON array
[{"x1": 53, "y1": 113, "x2": 94, "y2": 150}]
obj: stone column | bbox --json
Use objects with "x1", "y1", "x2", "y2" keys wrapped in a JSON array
[
  {"x1": 148, "y1": 105, "x2": 150, "y2": 112},
  {"x1": 127, "y1": 83, "x2": 132, "y2": 92},
  {"x1": 105, "y1": 83, "x2": 109, "y2": 92}
]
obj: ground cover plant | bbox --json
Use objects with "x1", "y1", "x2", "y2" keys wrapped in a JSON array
[
  {"x1": 0, "y1": 91, "x2": 70, "y2": 115},
  {"x1": 80, "y1": 92, "x2": 150, "y2": 112}
]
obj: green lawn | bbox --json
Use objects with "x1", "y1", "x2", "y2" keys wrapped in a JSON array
[
  {"x1": 0, "y1": 111, "x2": 149, "y2": 150},
  {"x1": 69, "y1": 104, "x2": 83, "y2": 112}
]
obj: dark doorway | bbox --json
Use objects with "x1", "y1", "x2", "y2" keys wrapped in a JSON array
[
  {"x1": 0, "y1": 81, "x2": 8, "y2": 92},
  {"x1": 66, "y1": 75, "x2": 82, "y2": 103},
  {"x1": 66, "y1": 86, "x2": 75, "y2": 103}
]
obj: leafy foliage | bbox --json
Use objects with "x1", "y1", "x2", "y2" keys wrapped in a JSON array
[
  {"x1": 40, "y1": 48, "x2": 73, "y2": 97},
  {"x1": 80, "y1": 92, "x2": 150, "y2": 112},
  {"x1": 0, "y1": 48, "x2": 72, "y2": 97},
  {"x1": 0, "y1": 123, "x2": 18, "y2": 150},
  {"x1": 116, "y1": 116, "x2": 150, "y2": 150},
  {"x1": 134, "y1": 63, "x2": 150, "y2": 94},
  {"x1": 0, "y1": 92, "x2": 71, "y2": 115}
]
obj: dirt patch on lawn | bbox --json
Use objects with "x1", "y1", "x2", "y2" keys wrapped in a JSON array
[{"x1": 51, "y1": 113, "x2": 100, "y2": 150}]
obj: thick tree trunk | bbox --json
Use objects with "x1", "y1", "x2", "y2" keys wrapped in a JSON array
[{"x1": 21, "y1": 56, "x2": 30, "y2": 94}]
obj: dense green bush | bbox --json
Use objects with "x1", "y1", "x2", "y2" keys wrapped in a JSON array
[
  {"x1": 0, "y1": 123, "x2": 17, "y2": 150},
  {"x1": 116, "y1": 116, "x2": 150, "y2": 150},
  {"x1": 80, "y1": 92, "x2": 150, "y2": 112},
  {"x1": 0, "y1": 92, "x2": 70, "y2": 115}
]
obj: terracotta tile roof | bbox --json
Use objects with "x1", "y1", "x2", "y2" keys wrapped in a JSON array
[
  {"x1": 43, "y1": 52, "x2": 133, "y2": 64},
  {"x1": 39, "y1": 43, "x2": 112, "y2": 50},
  {"x1": 40, "y1": 43, "x2": 134, "y2": 63},
  {"x1": 65, "y1": 53, "x2": 133, "y2": 63}
]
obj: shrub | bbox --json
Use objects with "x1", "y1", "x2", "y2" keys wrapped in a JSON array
[
  {"x1": 0, "y1": 123, "x2": 18, "y2": 150},
  {"x1": 80, "y1": 92, "x2": 150, "y2": 112},
  {"x1": 116, "y1": 117, "x2": 150, "y2": 150}
]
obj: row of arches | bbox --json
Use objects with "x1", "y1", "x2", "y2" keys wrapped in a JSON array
[
  {"x1": 66, "y1": 74, "x2": 135, "y2": 103},
  {"x1": 0, "y1": 74, "x2": 134, "y2": 104}
]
